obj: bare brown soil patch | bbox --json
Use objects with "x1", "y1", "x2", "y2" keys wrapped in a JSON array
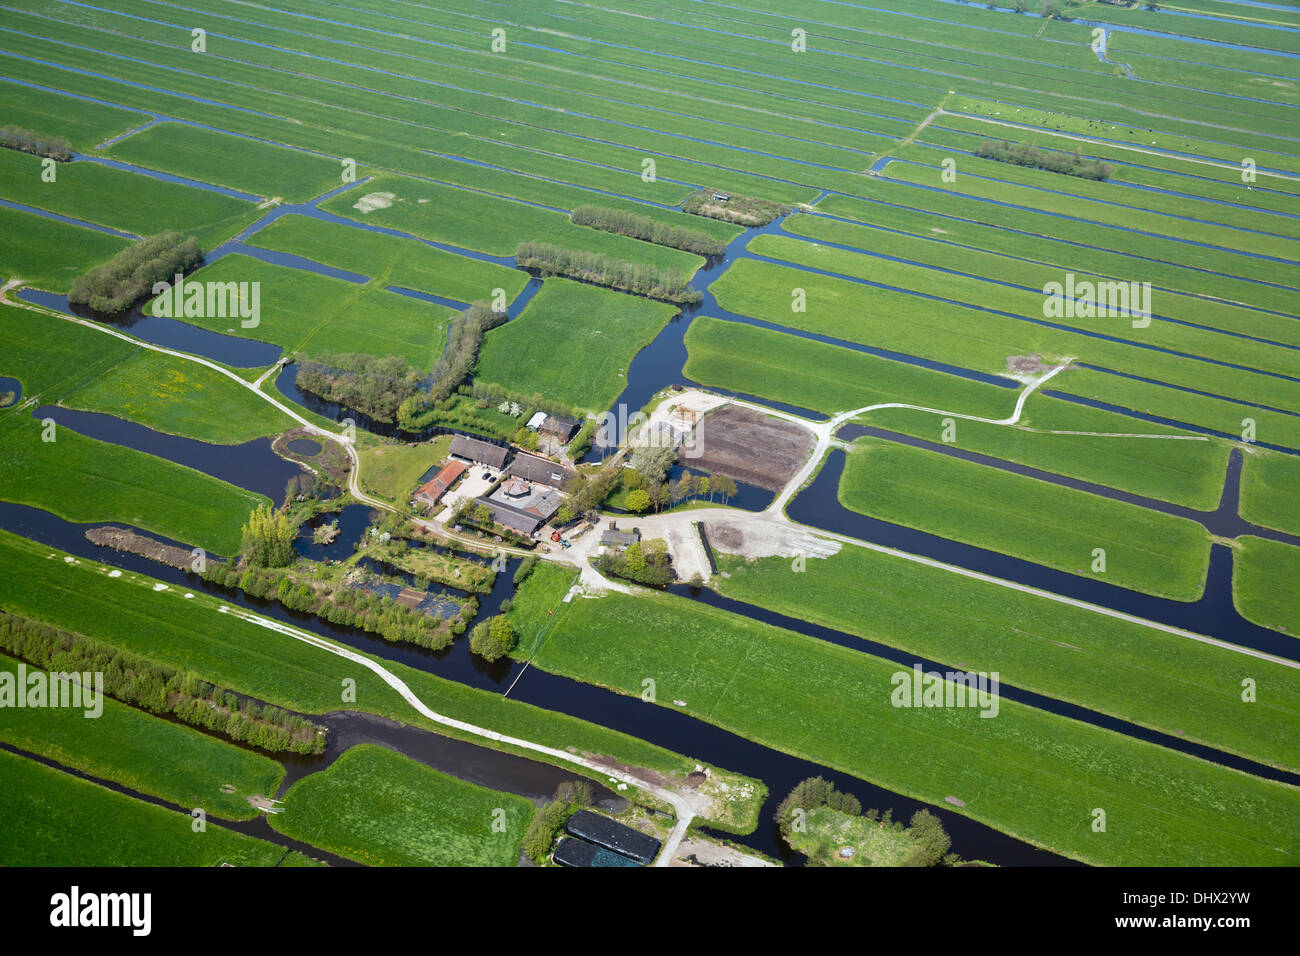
[
  {"x1": 85, "y1": 527, "x2": 191, "y2": 569},
  {"x1": 1006, "y1": 354, "x2": 1051, "y2": 376},
  {"x1": 679, "y1": 405, "x2": 814, "y2": 491}
]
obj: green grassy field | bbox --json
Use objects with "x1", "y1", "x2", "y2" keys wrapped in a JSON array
[
  {"x1": 62, "y1": 350, "x2": 294, "y2": 443},
  {"x1": 0, "y1": 531, "x2": 750, "y2": 793},
  {"x1": 0, "y1": 81, "x2": 151, "y2": 150},
  {"x1": 839, "y1": 437, "x2": 1213, "y2": 600},
  {"x1": 0, "y1": 303, "x2": 136, "y2": 401},
  {"x1": 1239, "y1": 451, "x2": 1300, "y2": 537},
  {"x1": 765, "y1": 219, "x2": 1300, "y2": 349},
  {"x1": 683, "y1": 317, "x2": 1015, "y2": 420},
  {"x1": 0, "y1": 748, "x2": 307, "y2": 866},
  {"x1": 708, "y1": 258, "x2": 1300, "y2": 421},
  {"x1": 108, "y1": 123, "x2": 344, "y2": 202},
  {"x1": 0, "y1": 413, "x2": 265, "y2": 555},
  {"x1": 249, "y1": 214, "x2": 529, "y2": 305},
  {"x1": 530, "y1": 587, "x2": 1300, "y2": 866},
  {"x1": 3, "y1": 0, "x2": 1299, "y2": 871},
  {"x1": 507, "y1": 561, "x2": 579, "y2": 658},
  {"x1": 358, "y1": 435, "x2": 452, "y2": 504},
  {"x1": 271, "y1": 744, "x2": 534, "y2": 866},
  {"x1": 862, "y1": 395, "x2": 1231, "y2": 510},
  {"x1": 0, "y1": 652, "x2": 284, "y2": 820},
  {"x1": 323, "y1": 174, "x2": 705, "y2": 271},
  {"x1": 710, "y1": 548, "x2": 1300, "y2": 771},
  {"x1": 1233, "y1": 536, "x2": 1300, "y2": 638},
  {"x1": 476, "y1": 278, "x2": 679, "y2": 412},
  {"x1": 0, "y1": 150, "x2": 259, "y2": 249},
  {"x1": 0, "y1": 205, "x2": 129, "y2": 292},
  {"x1": 155, "y1": 254, "x2": 454, "y2": 369}
]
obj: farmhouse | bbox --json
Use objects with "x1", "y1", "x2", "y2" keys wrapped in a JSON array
[
  {"x1": 449, "y1": 434, "x2": 509, "y2": 470},
  {"x1": 477, "y1": 477, "x2": 562, "y2": 535},
  {"x1": 539, "y1": 413, "x2": 580, "y2": 442},
  {"x1": 507, "y1": 451, "x2": 572, "y2": 489},
  {"x1": 412, "y1": 459, "x2": 467, "y2": 512}
]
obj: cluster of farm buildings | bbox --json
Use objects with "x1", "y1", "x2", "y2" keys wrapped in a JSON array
[{"x1": 411, "y1": 414, "x2": 580, "y2": 538}]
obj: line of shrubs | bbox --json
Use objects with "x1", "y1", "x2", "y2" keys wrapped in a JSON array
[
  {"x1": 1, "y1": 125, "x2": 73, "y2": 162},
  {"x1": 515, "y1": 241, "x2": 702, "y2": 304},
  {"x1": 199, "y1": 560, "x2": 463, "y2": 650},
  {"x1": 975, "y1": 139, "x2": 1113, "y2": 181},
  {"x1": 68, "y1": 231, "x2": 204, "y2": 314},
  {"x1": 572, "y1": 205, "x2": 727, "y2": 256},
  {"x1": 397, "y1": 301, "x2": 508, "y2": 431},
  {"x1": 0, "y1": 610, "x2": 327, "y2": 754}
]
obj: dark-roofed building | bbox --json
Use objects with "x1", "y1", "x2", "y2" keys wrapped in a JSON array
[
  {"x1": 477, "y1": 478, "x2": 562, "y2": 535},
  {"x1": 412, "y1": 459, "x2": 467, "y2": 512},
  {"x1": 552, "y1": 837, "x2": 641, "y2": 868},
  {"x1": 600, "y1": 527, "x2": 641, "y2": 550},
  {"x1": 539, "y1": 413, "x2": 580, "y2": 441},
  {"x1": 563, "y1": 810, "x2": 662, "y2": 865},
  {"x1": 508, "y1": 451, "x2": 572, "y2": 489},
  {"x1": 449, "y1": 434, "x2": 508, "y2": 470}
]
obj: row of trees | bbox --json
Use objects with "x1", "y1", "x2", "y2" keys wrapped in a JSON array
[
  {"x1": 515, "y1": 241, "x2": 702, "y2": 304},
  {"x1": 622, "y1": 468, "x2": 739, "y2": 513},
  {"x1": 201, "y1": 560, "x2": 458, "y2": 651},
  {"x1": 397, "y1": 302, "x2": 507, "y2": 431},
  {"x1": 295, "y1": 352, "x2": 422, "y2": 424},
  {"x1": 0, "y1": 611, "x2": 326, "y2": 754},
  {"x1": 572, "y1": 205, "x2": 727, "y2": 256},
  {"x1": 976, "y1": 140, "x2": 1113, "y2": 181},
  {"x1": 1, "y1": 125, "x2": 73, "y2": 162},
  {"x1": 775, "y1": 776, "x2": 957, "y2": 867},
  {"x1": 68, "y1": 232, "x2": 203, "y2": 314}
]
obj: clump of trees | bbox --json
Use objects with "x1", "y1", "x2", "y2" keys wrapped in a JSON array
[
  {"x1": 0, "y1": 125, "x2": 73, "y2": 162},
  {"x1": 682, "y1": 189, "x2": 791, "y2": 226},
  {"x1": 572, "y1": 205, "x2": 726, "y2": 256},
  {"x1": 398, "y1": 302, "x2": 507, "y2": 431},
  {"x1": 556, "y1": 463, "x2": 622, "y2": 525},
  {"x1": 774, "y1": 776, "x2": 958, "y2": 866},
  {"x1": 295, "y1": 353, "x2": 422, "y2": 424},
  {"x1": 201, "y1": 559, "x2": 455, "y2": 650},
  {"x1": 515, "y1": 241, "x2": 702, "y2": 304},
  {"x1": 522, "y1": 780, "x2": 595, "y2": 863},
  {"x1": 68, "y1": 231, "x2": 203, "y2": 313},
  {"x1": 976, "y1": 140, "x2": 1112, "y2": 180},
  {"x1": 596, "y1": 538, "x2": 673, "y2": 588},
  {"x1": 240, "y1": 504, "x2": 298, "y2": 568},
  {"x1": 0, "y1": 611, "x2": 327, "y2": 754},
  {"x1": 469, "y1": 615, "x2": 518, "y2": 662}
]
